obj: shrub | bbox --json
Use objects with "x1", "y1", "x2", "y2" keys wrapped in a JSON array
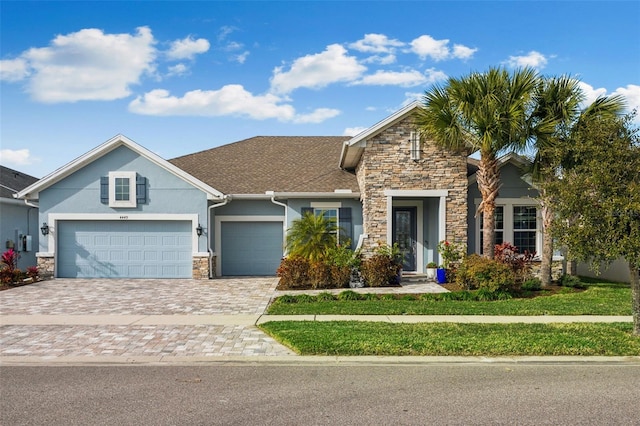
[
  {"x1": 296, "y1": 294, "x2": 315, "y2": 304},
  {"x1": 456, "y1": 254, "x2": 516, "y2": 292},
  {"x1": 337, "y1": 290, "x2": 361, "y2": 301},
  {"x1": 494, "y1": 242, "x2": 535, "y2": 284},
  {"x1": 559, "y1": 274, "x2": 584, "y2": 289},
  {"x1": 330, "y1": 265, "x2": 351, "y2": 288},
  {"x1": 309, "y1": 261, "x2": 332, "y2": 289},
  {"x1": 26, "y1": 266, "x2": 39, "y2": 281},
  {"x1": 522, "y1": 277, "x2": 542, "y2": 291},
  {"x1": 276, "y1": 256, "x2": 310, "y2": 289},
  {"x1": 360, "y1": 254, "x2": 399, "y2": 287},
  {"x1": 437, "y1": 240, "x2": 463, "y2": 269},
  {"x1": 1, "y1": 248, "x2": 18, "y2": 273},
  {"x1": 276, "y1": 294, "x2": 298, "y2": 304},
  {"x1": 316, "y1": 292, "x2": 336, "y2": 302}
]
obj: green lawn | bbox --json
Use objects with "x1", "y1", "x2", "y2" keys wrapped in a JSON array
[
  {"x1": 267, "y1": 282, "x2": 632, "y2": 316},
  {"x1": 259, "y1": 321, "x2": 640, "y2": 356}
]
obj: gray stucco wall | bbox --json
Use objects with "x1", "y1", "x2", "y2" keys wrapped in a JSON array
[
  {"x1": 209, "y1": 197, "x2": 363, "y2": 251},
  {"x1": 38, "y1": 145, "x2": 209, "y2": 253},
  {"x1": 0, "y1": 200, "x2": 39, "y2": 270}
]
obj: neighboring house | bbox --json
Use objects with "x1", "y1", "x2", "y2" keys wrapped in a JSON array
[
  {"x1": 1, "y1": 166, "x2": 39, "y2": 270},
  {"x1": 16, "y1": 101, "x2": 552, "y2": 279}
]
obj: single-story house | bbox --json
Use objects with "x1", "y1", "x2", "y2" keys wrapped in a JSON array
[
  {"x1": 15, "y1": 101, "x2": 550, "y2": 279},
  {"x1": 1, "y1": 165, "x2": 39, "y2": 270}
]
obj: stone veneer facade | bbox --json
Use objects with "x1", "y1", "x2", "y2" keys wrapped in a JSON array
[
  {"x1": 355, "y1": 114, "x2": 469, "y2": 256},
  {"x1": 192, "y1": 255, "x2": 210, "y2": 280}
]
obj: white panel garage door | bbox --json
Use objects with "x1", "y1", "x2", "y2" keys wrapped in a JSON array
[
  {"x1": 221, "y1": 221, "x2": 283, "y2": 276},
  {"x1": 57, "y1": 220, "x2": 192, "y2": 278}
]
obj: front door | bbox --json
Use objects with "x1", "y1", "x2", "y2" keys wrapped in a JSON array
[{"x1": 392, "y1": 207, "x2": 417, "y2": 272}]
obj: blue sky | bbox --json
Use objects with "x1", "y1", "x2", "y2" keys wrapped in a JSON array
[{"x1": 1, "y1": 1, "x2": 639, "y2": 178}]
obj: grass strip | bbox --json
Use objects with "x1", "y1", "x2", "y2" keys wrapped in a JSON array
[
  {"x1": 259, "y1": 321, "x2": 640, "y2": 356},
  {"x1": 267, "y1": 285, "x2": 631, "y2": 316}
]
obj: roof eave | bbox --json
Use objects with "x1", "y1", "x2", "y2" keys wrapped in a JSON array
[{"x1": 15, "y1": 134, "x2": 225, "y2": 201}]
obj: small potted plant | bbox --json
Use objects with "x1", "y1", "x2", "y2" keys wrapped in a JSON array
[{"x1": 426, "y1": 262, "x2": 438, "y2": 280}]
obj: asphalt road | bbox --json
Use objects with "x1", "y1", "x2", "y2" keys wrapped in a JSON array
[{"x1": 2, "y1": 363, "x2": 639, "y2": 425}]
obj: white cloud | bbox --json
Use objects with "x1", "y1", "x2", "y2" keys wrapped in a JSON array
[
  {"x1": 0, "y1": 148, "x2": 36, "y2": 166},
  {"x1": 410, "y1": 35, "x2": 477, "y2": 62},
  {"x1": 343, "y1": 127, "x2": 367, "y2": 136},
  {"x1": 452, "y1": 44, "x2": 478, "y2": 60},
  {"x1": 613, "y1": 84, "x2": 640, "y2": 114},
  {"x1": 14, "y1": 27, "x2": 157, "y2": 103},
  {"x1": 128, "y1": 84, "x2": 338, "y2": 123},
  {"x1": 403, "y1": 92, "x2": 423, "y2": 105},
  {"x1": 233, "y1": 51, "x2": 250, "y2": 64},
  {"x1": 0, "y1": 58, "x2": 29, "y2": 82},
  {"x1": 578, "y1": 81, "x2": 608, "y2": 107},
  {"x1": 424, "y1": 68, "x2": 448, "y2": 84},
  {"x1": 361, "y1": 54, "x2": 397, "y2": 65},
  {"x1": 411, "y1": 35, "x2": 450, "y2": 61},
  {"x1": 506, "y1": 50, "x2": 548, "y2": 69},
  {"x1": 270, "y1": 44, "x2": 366, "y2": 94},
  {"x1": 353, "y1": 69, "x2": 428, "y2": 87},
  {"x1": 292, "y1": 108, "x2": 341, "y2": 124},
  {"x1": 167, "y1": 63, "x2": 189, "y2": 77},
  {"x1": 348, "y1": 33, "x2": 404, "y2": 53},
  {"x1": 166, "y1": 36, "x2": 210, "y2": 60}
]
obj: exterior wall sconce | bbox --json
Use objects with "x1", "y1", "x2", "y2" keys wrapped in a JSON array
[
  {"x1": 41, "y1": 222, "x2": 49, "y2": 236},
  {"x1": 196, "y1": 224, "x2": 203, "y2": 237}
]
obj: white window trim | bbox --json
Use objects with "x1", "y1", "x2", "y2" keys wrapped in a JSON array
[
  {"x1": 310, "y1": 202, "x2": 342, "y2": 242},
  {"x1": 474, "y1": 198, "x2": 542, "y2": 256},
  {"x1": 109, "y1": 171, "x2": 137, "y2": 208},
  {"x1": 410, "y1": 131, "x2": 421, "y2": 160}
]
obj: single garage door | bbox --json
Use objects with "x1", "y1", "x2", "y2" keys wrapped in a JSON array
[
  {"x1": 221, "y1": 221, "x2": 283, "y2": 276},
  {"x1": 57, "y1": 220, "x2": 192, "y2": 278}
]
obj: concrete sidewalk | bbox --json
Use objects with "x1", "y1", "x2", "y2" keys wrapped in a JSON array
[{"x1": 2, "y1": 314, "x2": 633, "y2": 326}]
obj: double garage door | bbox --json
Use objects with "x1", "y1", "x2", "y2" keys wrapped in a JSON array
[
  {"x1": 220, "y1": 221, "x2": 283, "y2": 276},
  {"x1": 57, "y1": 220, "x2": 192, "y2": 278}
]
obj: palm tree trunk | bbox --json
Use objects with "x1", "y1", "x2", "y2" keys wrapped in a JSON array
[
  {"x1": 539, "y1": 190, "x2": 554, "y2": 286},
  {"x1": 476, "y1": 154, "x2": 500, "y2": 259},
  {"x1": 630, "y1": 261, "x2": 640, "y2": 336}
]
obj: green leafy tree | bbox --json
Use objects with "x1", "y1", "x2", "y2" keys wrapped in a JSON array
[
  {"x1": 285, "y1": 211, "x2": 340, "y2": 262},
  {"x1": 527, "y1": 76, "x2": 625, "y2": 286},
  {"x1": 417, "y1": 67, "x2": 539, "y2": 258},
  {"x1": 547, "y1": 112, "x2": 640, "y2": 335}
]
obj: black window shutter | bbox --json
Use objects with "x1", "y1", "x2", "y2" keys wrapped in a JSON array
[
  {"x1": 338, "y1": 207, "x2": 352, "y2": 244},
  {"x1": 301, "y1": 207, "x2": 314, "y2": 217},
  {"x1": 100, "y1": 176, "x2": 109, "y2": 204},
  {"x1": 136, "y1": 175, "x2": 147, "y2": 204}
]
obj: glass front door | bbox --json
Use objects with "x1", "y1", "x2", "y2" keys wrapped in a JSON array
[{"x1": 392, "y1": 207, "x2": 417, "y2": 272}]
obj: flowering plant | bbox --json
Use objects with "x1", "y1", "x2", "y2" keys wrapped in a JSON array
[{"x1": 437, "y1": 240, "x2": 462, "y2": 269}]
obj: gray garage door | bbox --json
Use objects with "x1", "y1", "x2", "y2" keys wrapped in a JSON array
[
  {"x1": 57, "y1": 220, "x2": 192, "y2": 278},
  {"x1": 221, "y1": 221, "x2": 283, "y2": 276}
]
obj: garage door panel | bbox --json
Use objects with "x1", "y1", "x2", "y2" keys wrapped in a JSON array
[
  {"x1": 57, "y1": 220, "x2": 192, "y2": 278},
  {"x1": 221, "y1": 221, "x2": 283, "y2": 276}
]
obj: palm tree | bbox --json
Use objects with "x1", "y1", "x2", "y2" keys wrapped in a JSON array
[
  {"x1": 285, "y1": 211, "x2": 340, "y2": 262},
  {"x1": 417, "y1": 67, "x2": 539, "y2": 258},
  {"x1": 528, "y1": 79, "x2": 625, "y2": 285}
]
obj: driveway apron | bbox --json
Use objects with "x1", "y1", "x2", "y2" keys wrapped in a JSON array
[{"x1": 0, "y1": 278, "x2": 295, "y2": 359}]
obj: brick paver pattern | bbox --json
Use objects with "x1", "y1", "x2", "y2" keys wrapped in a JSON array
[{"x1": 1, "y1": 278, "x2": 295, "y2": 358}]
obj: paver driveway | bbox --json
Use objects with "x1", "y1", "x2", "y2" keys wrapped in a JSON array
[{"x1": 1, "y1": 278, "x2": 295, "y2": 359}]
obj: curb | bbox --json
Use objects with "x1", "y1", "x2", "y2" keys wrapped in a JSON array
[{"x1": 2, "y1": 355, "x2": 639, "y2": 366}]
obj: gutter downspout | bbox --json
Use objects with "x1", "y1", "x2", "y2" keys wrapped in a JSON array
[
  {"x1": 207, "y1": 195, "x2": 231, "y2": 278},
  {"x1": 267, "y1": 191, "x2": 288, "y2": 257}
]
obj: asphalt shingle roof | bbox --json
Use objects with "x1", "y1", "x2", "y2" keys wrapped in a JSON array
[
  {"x1": 169, "y1": 136, "x2": 359, "y2": 194},
  {"x1": 0, "y1": 166, "x2": 38, "y2": 199}
]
